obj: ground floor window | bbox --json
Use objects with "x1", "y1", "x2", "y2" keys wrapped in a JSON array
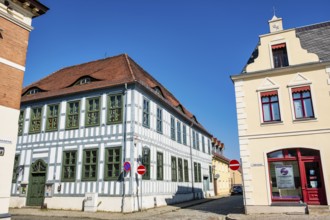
[{"x1": 267, "y1": 148, "x2": 326, "y2": 205}]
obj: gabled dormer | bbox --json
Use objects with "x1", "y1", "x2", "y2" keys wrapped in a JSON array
[
  {"x1": 71, "y1": 76, "x2": 97, "y2": 87},
  {"x1": 153, "y1": 86, "x2": 165, "y2": 98}
]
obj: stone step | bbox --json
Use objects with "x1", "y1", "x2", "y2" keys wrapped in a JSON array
[{"x1": 308, "y1": 205, "x2": 330, "y2": 215}]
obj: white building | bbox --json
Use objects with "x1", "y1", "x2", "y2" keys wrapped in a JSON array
[{"x1": 10, "y1": 54, "x2": 214, "y2": 212}]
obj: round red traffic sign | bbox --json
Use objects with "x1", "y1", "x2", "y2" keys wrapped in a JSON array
[
  {"x1": 137, "y1": 165, "x2": 146, "y2": 175},
  {"x1": 229, "y1": 159, "x2": 240, "y2": 171},
  {"x1": 123, "y1": 161, "x2": 131, "y2": 172}
]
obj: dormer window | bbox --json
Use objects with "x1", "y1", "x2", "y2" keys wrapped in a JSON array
[
  {"x1": 25, "y1": 87, "x2": 41, "y2": 96},
  {"x1": 75, "y1": 77, "x2": 91, "y2": 85},
  {"x1": 272, "y1": 43, "x2": 289, "y2": 68},
  {"x1": 153, "y1": 86, "x2": 165, "y2": 98}
]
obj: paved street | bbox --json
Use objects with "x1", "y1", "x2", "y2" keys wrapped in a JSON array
[{"x1": 11, "y1": 195, "x2": 243, "y2": 220}]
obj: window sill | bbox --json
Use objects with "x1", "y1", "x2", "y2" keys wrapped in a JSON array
[
  {"x1": 261, "y1": 121, "x2": 283, "y2": 126},
  {"x1": 293, "y1": 117, "x2": 317, "y2": 123}
]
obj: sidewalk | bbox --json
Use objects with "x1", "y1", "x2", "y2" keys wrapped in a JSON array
[{"x1": 10, "y1": 196, "x2": 222, "y2": 220}]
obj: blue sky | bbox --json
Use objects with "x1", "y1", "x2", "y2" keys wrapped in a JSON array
[{"x1": 24, "y1": 0, "x2": 330, "y2": 161}]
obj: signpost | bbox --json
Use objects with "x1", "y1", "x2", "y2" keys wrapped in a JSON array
[
  {"x1": 137, "y1": 164, "x2": 146, "y2": 211},
  {"x1": 229, "y1": 159, "x2": 240, "y2": 171},
  {"x1": 123, "y1": 161, "x2": 131, "y2": 172}
]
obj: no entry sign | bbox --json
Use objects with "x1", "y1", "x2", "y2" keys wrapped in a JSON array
[
  {"x1": 137, "y1": 165, "x2": 146, "y2": 175},
  {"x1": 123, "y1": 161, "x2": 131, "y2": 172},
  {"x1": 229, "y1": 159, "x2": 240, "y2": 171}
]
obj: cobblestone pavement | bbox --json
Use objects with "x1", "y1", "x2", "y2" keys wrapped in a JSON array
[{"x1": 10, "y1": 195, "x2": 240, "y2": 220}]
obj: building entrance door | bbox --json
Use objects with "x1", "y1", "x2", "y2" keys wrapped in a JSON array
[
  {"x1": 300, "y1": 159, "x2": 327, "y2": 205},
  {"x1": 26, "y1": 159, "x2": 47, "y2": 206}
]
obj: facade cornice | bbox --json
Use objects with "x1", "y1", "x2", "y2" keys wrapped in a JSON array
[
  {"x1": 0, "y1": 9, "x2": 33, "y2": 31},
  {"x1": 231, "y1": 60, "x2": 330, "y2": 82}
]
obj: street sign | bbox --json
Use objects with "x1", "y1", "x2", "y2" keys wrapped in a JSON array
[
  {"x1": 123, "y1": 161, "x2": 131, "y2": 172},
  {"x1": 229, "y1": 159, "x2": 240, "y2": 171},
  {"x1": 137, "y1": 165, "x2": 146, "y2": 175}
]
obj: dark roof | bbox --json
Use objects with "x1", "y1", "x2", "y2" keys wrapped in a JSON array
[
  {"x1": 296, "y1": 21, "x2": 330, "y2": 62},
  {"x1": 22, "y1": 54, "x2": 210, "y2": 135},
  {"x1": 242, "y1": 21, "x2": 330, "y2": 73}
]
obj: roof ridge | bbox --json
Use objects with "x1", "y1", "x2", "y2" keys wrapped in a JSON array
[
  {"x1": 124, "y1": 54, "x2": 136, "y2": 81},
  {"x1": 296, "y1": 20, "x2": 330, "y2": 32}
]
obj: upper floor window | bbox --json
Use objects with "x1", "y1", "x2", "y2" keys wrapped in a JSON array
[
  {"x1": 196, "y1": 132, "x2": 200, "y2": 151},
  {"x1": 29, "y1": 107, "x2": 42, "y2": 134},
  {"x1": 177, "y1": 121, "x2": 181, "y2": 143},
  {"x1": 261, "y1": 91, "x2": 281, "y2": 122},
  {"x1": 108, "y1": 94, "x2": 122, "y2": 124},
  {"x1": 170, "y1": 117, "x2": 176, "y2": 140},
  {"x1": 142, "y1": 98, "x2": 150, "y2": 128},
  {"x1": 192, "y1": 130, "x2": 196, "y2": 149},
  {"x1": 86, "y1": 97, "x2": 100, "y2": 127},
  {"x1": 46, "y1": 104, "x2": 59, "y2": 131},
  {"x1": 156, "y1": 107, "x2": 162, "y2": 133},
  {"x1": 18, "y1": 110, "x2": 24, "y2": 136},
  {"x1": 12, "y1": 155, "x2": 20, "y2": 183},
  {"x1": 272, "y1": 43, "x2": 289, "y2": 68},
  {"x1": 202, "y1": 136, "x2": 205, "y2": 153},
  {"x1": 292, "y1": 86, "x2": 314, "y2": 119},
  {"x1": 208, "y1": 139, "x2": 211, "y2": 155},
  {"x1": 66, "y1": 101, "x2": 80, "y2": 129}
]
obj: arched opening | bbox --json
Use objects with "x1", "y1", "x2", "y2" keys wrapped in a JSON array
[
  {"x1": 26, "y1": 159, "x2": 47, "y2": 206},
  {"x1": 267, "y1": 148, "x2": 327, "y2": 205}
]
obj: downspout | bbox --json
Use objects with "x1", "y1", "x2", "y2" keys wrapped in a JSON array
[
  {"x1": 189, "y1": 122, "x2": 195, "y2": 199},
  {"x1": 121, "y1": 83, "x2": 128, "y2": 213}
]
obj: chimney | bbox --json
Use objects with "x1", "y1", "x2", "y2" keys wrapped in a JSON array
[{"x1": 269, "y1": 15, "x2": 283, "y2": 33}]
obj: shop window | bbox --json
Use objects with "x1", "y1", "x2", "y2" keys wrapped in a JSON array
[
  {"x1": 261, "y1": 91, "x2": 281, "y2": 122},
  {"x1": 171, "y1": 156, "x2": 177, "y2": 182},
  {"x1": 300, "y1": 149, "x2": 319, "y2": 157},
  {"x1": 178, "y1": 158, "x2": 183, "y2": 182},
  {"x1": 272, "y1": 43, "x2": 289, "y2": 68},
  {"x1": 184, "y1": 159, "x2": 189, "y2": 182},
  {"x1": 292, "y1": 86, "x2": 314, "y2": 119},
  {"x1": 267, "y1": 150, "x2": 284, "y2": 159}
]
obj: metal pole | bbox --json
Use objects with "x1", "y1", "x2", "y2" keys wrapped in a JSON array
[{"x1": 140, "y1": 176, "x2": 142, "y2": 211}]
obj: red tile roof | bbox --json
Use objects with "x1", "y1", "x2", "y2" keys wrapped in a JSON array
[{"x1": 22, "y1": 54, "x2": 210, "y2": 135}]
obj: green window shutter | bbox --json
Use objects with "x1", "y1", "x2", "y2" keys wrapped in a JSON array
[
  {"x1": 142, "y1": 147, "x2": 150, "y2": 180},
  {"x1": 29, "y1": 107, "x2": 42, "y2": 134},
  {"x1": 178, "y1": 158, "x2": 183, "y2": 182},
  {"x1": 184, "y1": 159, "x2": 189, "y2": 182},
  {"x1": 86, "y1": 97, "x2": 100, "y2": 127},
  {"x1": 177, "y1": 121, "x2": 181, "y2": 144},
  {"x1": 104, "y1": 147, "x2": 121, "y2": 180},
  {"x1": 198, "y1": 163, "x2": 202, "y2": 182},
  {"x1": 170, "y1": 117, "x2": 176, "y2": 140},
  {"x1": 18, "y1": 110, "x2": 24, "y2": 136},
  {"x1": 62, "y1": 151, "x2": 77, "y2": 182},
  {"x1": 66, "y1": 101, "x2": 80, "y2": 129},
  {"x1": 82, "y1": 149, "x2": 98, "y2": 181},
  {"x1": 12, "y1": 155, "x2": 20, "y2": 183},
  {"x1": 182, "y1": 125, "x2": 187, "y2": 145},
  {"x1": 157, "y1": 152, "x2": 163, "y2": 180},
  {"x1": 142, "y1": 98, "x2": 150, "y2": 128},
  {"x1": 209, "y1": 166, "x2": 213, "y2": 183},
  {"x1": 194, "y1": 162, "x2": 198, "y2": 182},
  {"x1": 108, "y1": 94, "x2": 123, "y2": 124},
  {"x1": 171, "y1": 156, "x2": 177, "y2": 182},
  {"x1": 156, "y1": 107, "x2": 162, "y2": 133},
  {"x1": 46, "y1": 104, "x2": 59, "y2": 131}
]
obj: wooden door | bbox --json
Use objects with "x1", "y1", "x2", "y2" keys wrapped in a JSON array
[
  {"x1": 26, "y1": 159, "x2": 47, "y2": 206},
  {"x1": 300, "y1": 160, "x2": 327, "y2": 205}
]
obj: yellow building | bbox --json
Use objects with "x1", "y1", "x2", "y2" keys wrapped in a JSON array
[
  {"x1": 212, "y1": 139, "x2": 231, "y2": 196},
  {"x1": 231, "y1": 17, "x2": 330, "y2": 214}
]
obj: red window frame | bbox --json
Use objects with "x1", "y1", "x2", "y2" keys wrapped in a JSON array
[
  {"x1": 292, "y1": 86, "x2": 314, "y2": 119},
  {"x1": 272, "y1": 43, "x2": 289, "y2": 68},
  {"x1": 261, "y1": 91, "x2": 281, "y2": 122}
]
